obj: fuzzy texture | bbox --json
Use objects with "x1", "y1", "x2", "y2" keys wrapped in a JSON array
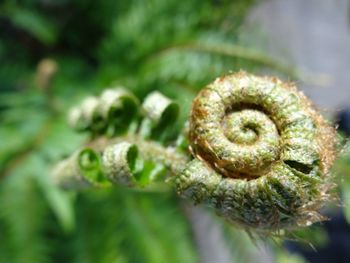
[
  {"x1": 52, "y1": 149, "x2": 98, "y2": 189},
  {"x1": 176, "y1": 71, "x2": 336, "y2": 231},
  {"x1": 102, "y1": 142, "x2": 138, "y2": 186},
  {"x1": 68, "y1": 88, "x2": 139, "y2": 135}
]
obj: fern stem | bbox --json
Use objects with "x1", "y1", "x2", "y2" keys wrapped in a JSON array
[
  {"x1": 88, "y1": 135, "x2": 189, "y2": 174},
  {"x1": 52, "y1": 135, "x2": 189, "y2": 189}
]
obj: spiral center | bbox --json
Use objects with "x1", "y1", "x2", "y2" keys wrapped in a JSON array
[
  {"x1": 223, "y1": 109, "x2": 278, "y2": 146},
  {"x1": 189, "y1": 72, "x2": 331, "y2": 179},
  {"x1": 223, "y1": 114, "x2": 259, "y2": 144},
  {"x1": 210, "y1": 109, "x2": 280, "y2": 176}
]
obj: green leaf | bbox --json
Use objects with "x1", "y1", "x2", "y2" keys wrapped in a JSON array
[
  {"x1": 0, "y1": 156, "x2": 50, "y2": 263},
  {"x1": 123, "y1": 193, "x2": 198, "y2": 263},
  {"x1": 0, "y1": 5, "x2": 58, "y2": 45},
  {"x1": 36, "y1": 173, "x2": 76, "y2": 233}
]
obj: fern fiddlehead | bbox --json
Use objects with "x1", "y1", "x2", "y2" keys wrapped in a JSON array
[
  {"x1": 53, "y1": 71, "x2": 336, "y2": 233},
  {"x1": 176, "y1": 71, "x2": 336, "y2": 231},
  {"x1": 53, "y1": 87, "x2": 187, "y2": 189}
]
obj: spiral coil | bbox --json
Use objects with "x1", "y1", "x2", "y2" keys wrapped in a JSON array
[{"x1": 176, "y1": 71, "x2": 336, "y2": 231}]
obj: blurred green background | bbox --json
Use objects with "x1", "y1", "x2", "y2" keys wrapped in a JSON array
[{"x1": 1, "y1": 0, "x2": 348, "y2": 263}]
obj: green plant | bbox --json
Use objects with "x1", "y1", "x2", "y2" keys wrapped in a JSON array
[
  {"x1": 1, "y1": 1, "x2": 337, "y2": 262},
  {"x1": 53, "y1": 71, "x2": 337, "y2": 235}
]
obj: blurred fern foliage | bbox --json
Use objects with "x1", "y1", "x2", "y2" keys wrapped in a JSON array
[{"x1": 0, "y1": 0, "x2": 304, "y2": 262}]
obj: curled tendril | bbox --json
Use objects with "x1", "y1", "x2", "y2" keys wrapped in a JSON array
[
  {"x1": 68, "y1": 88, "x2": 139, "y2": 135},
  {"x1": 102, "y1": 142, "x2": 140, "y2": 186},
  {"x1": 52, "y1": 148, "x2": 110, "y2": 189},
  {"x1": 176, "y1": 71, "x2": 336, "y2": 231},
  {"x1": 139, "y1": 91, "x2": 180, "y2": 140}
]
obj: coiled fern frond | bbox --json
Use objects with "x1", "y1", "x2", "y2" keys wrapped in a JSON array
[
  {"x1": 53, "y1": 71, "x2": 337, "y2": 234},
  {"x1": 177, "y1": 71, "x2": 336, "y2": 232}
]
